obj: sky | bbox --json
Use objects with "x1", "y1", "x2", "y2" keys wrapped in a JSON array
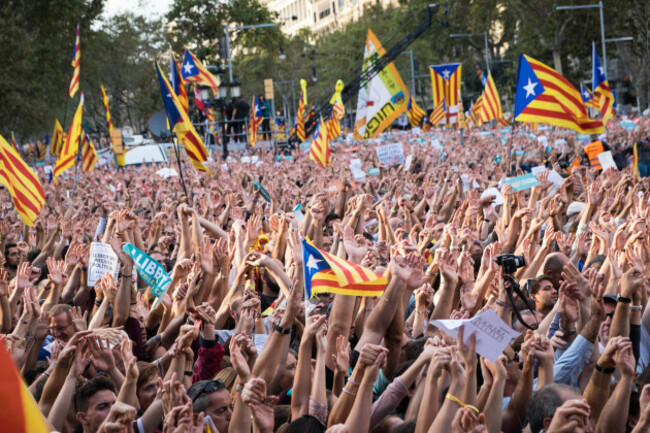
[{"x1": 103, "y1": 0, "x2": 174, "y2": 18}]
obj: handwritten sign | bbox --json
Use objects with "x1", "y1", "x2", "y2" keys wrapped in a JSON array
[
  {"x1": 87, "y1": 242, "x2": 119, "y2": 287},
  {"x1": 376, "y1": 142, "x2": 405, "y2": 166},
  {"x1": 350, "y1": 158, "x2": 366, "y2": 182},
  {"x1": 502, "y1": 173, "x2": 540, "y2": 192},
  {"x1": 431, "y1": 309, "x2": 521, "y2": 362}
]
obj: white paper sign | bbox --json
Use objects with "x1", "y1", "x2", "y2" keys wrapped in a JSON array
[
  {"x1": 349, "y1": 158, "x2": 366, "y2": 182},
  {"x1": 376, "y1": 142, "x2": 405, "y2": 166},
  {"x1": 480, "y1": 187, "x2": 504, "y2": 207},
  {"x1": 597, "y1": 151, "x2": 618, "y2": 170},
  {"x1": 431, "y1": 139, "x2": 442, "y2": 151},
  {"x1": 531, "y1": 166, "x2": 564, "y2": 187},
  {"x1": 431, "y1": 309, "x2": 521, "y2": 362},
  {"x1": 405, "y1": 154, "x2": 413, "y2": 171},
  {"x1": 87, "y1": 242, "x2": 120, "y2": 287}
]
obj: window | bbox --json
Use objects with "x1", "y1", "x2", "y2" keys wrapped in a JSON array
[
  {"x1": 338, "y1": 0, "x2": 345, "y2": 10},
  {"x1": 332, "y1": 1, "x2": 335, "y2": 13},
  {"x1": 319, "y1": 8, "x2": 330, "y2": 19}
]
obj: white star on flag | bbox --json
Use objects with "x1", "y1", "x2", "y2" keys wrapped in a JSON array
[
  {"x1": 583, "y1": 90, "x2": 590, "y2": 99},
  {"x1": 183, "y1": 61, "x2": 194, "y2": 75},
  {"x1": 442, "y1": 69, "x2": 451, "y2": 79},
  {"x1": 306, "y1": 255, "x2": 322, "y2": 270},
  {"x1": 524, "y1": 78, "x2": 537, "y2": 98},
  {"x1": 597, "y1": 66, "x2": 604, "y2": 77}
]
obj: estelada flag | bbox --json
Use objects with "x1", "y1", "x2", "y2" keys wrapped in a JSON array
[
  {"x1": 0, "y1": 134, "x2": 45, "y2": 226},
  {"x1": 309, "y1": 116, "x2": 331, "y2": 168},
  {"x1": 156, "y1": 61, "x2": 210, "y2": 173},
  {"x1": 302, "y1": 237, "x2": 386, "y2": 298},
  {"x1": 514, "y1": 54, "x2": 604, "y2": 134},
  {"x1": 248, "y1": 95, "x2": 263, "y2": 147},
  {"x1": 592, "y1": 44, "x2": 615, "y2": 125},
  {"x1": 181, "y1": 50, "x2": 220, "y2": 94},
  {"x1": 81, "y1": 126, "x2": 97, "y2": 172},
  {"x1": 68, "y1": 23, "x2": 81, "y2": 98},
  {"x1": 0, "y1": 339, "x2": 50, "y2": 432},
  {"x1": 170, "y1": 48, "x2": 189, "y2": 114}
]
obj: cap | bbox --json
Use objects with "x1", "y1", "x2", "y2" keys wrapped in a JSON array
[{"x1": 602, "y1": 294, "x2": 617, "y2": 304}]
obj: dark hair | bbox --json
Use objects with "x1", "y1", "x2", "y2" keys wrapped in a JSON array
[
  {"x1": 528, "y1": 384, "x2": 580, "y2": 433},
  {"x1": 188, "y1": 380, "x2": 227, "y2": 413},
  {"x1": 27, "y1": 249, "x2": 41, "y2": 262},
  {"x1": 284, "y1": 416, "x2": 325, "y2": 433},
  {"x1": 584, "y1": 254, "x2": 606, "y2": 272},
  {"x1": 529, "y1": 275, "x2": 553, "y2": 295},
  {"x1": 4, "y1": 242, "x2": 17, "y2": 257},
  {"x1": 403, "y1": 336, "x2": 428, "y2": 361},
  {"x1": 274, "y1": 405, "x2": 292, "y2": 431},
  {"x1": 74, "y1": 376, "x2": 116, "y2": 413}
]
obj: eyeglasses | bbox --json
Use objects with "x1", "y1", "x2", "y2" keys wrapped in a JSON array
[
  {"x1": 606, "y1": 312, "x2": 614, "y2": 320},
  {"x1": 191, "y1": 379, "x2": 225, "y2": 402},
  {"x1": 49, "y1": 323, "x2": 72, "y2": 333},
  {"x1": 507, "y1": 352, "x2": 520, "y2": 366}
]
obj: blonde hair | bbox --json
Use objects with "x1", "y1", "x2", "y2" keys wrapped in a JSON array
[{"x1": 214, "y1": 367, "x2": 237, "y2": 392}]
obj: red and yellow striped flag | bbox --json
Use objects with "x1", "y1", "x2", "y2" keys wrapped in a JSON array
[
  {"x1": 479, "y1": 73, "x2": 503, "y2": 123},
  {"x1": 68, "y1": 23, "x2": 81, "y2": 98},
  {"x1": 295, "y1": 80, "x2": 307, "y2": 142},
  {"x1": 407, "y1": 96, "x2": 425, "y2": 127},
  {"x1": 0, "y1": 135, "x2": 45, "y2": 226},
  {"x1": 326, "y1": 114, "x2": 341, "y2": 140},
  {"x1": 54, "y1": 94, "x2": 84, "y2": 179},
  {"x1": 100, "y1": 84, "x2": 114, "y2": 139},
  {"x1": 51, "y1": 119, "x2": 64, "y2": 156},
  {"x1": 309, "y1": 116, "x2": 331, "y2": 168},
  {"x1": 81, "y1": 127, "x2": 97, "y2": 172},
  {"x1": 302, "y1": 238, "x2": 386, "y2": 298},
  {"x1": 0, "y1": 339, "x2": 50, "y2": 432},
  {"x1": 514, "y1": 54, "x2": 603, "y2": 134},
  {"x1": 429, "y1": 99, "x2": 446, "y2": 127}
]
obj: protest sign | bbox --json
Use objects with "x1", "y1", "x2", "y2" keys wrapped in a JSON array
[
  {"x1": 87, "y1": 242, "x2": 120, "y2": 287},
  {"x1": 597, "y1": 151, "x2": 618, "y2": 170},
  {"x1": 367, "y1": 167, "x2": 380, "y2": 177},
  {"x1": 531, "y1": 165, "x2": 564, "y2": 187},
  {"x1": 122, "y1": 243, "x2": 172, "y2": 308},
  {"x1": 502, "y1": 173, "x2": 540, "y2": 192},
  {"x1": 349, "y1": 158, "x2": 366, "y2": 182},
  {"x1": 431, "y1": 139, "x2": 442, "y2": 151},
  {"x1": 375, "y1": 142, "x2": 405, "y2": 166},
  {"x1": 431, "y1": 309, "x2": 521, "y2": 362},
  {"x1": 253, "y1": 182, "x2": 272, "y2": 203}
]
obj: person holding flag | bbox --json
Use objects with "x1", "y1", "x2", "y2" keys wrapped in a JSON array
[
  {"x1": 54, "y1": 93, "x2": 84, "y2": 179},
  {"x1": 248, "y1": 95, "x2": 263, "y2": 147}
]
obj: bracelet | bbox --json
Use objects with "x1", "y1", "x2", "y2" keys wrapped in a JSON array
[
  {"x1": 631, "y1": 305, "x2": 643, "y2": 311},
  {"x1": 495, "y1": 299, "x2": 512, "y2": 309},
  {"x1": 342, "y1": 387, "x2": 357, "y2": 396},
  {"x1": 184, "y1": 370, "x2": 193, "y2": 377},
  {"x1": 595, "y1": 363, "x2": 616, "y2": 374},
  {"x1": 558, "y1": 326, "x2": 576, "y2": 336},
  {"x1": 416, "y1": 310, "x2": 426, "y2": 315},
  {"x1": 235, "y1": 383, "x2": 244, "y2": 392},
  {"x1": 80, "y1": 266, "x2": 88, "y2": 271},
  {"x1": 347, "y1": 377, "x2": 360, "y2": 386},
  {"x1": 445, "y1": 393, "x2": 479, "y2": 413},
  {"x1": 94, "y1": 299, "x2": 103, "y2": 306},
  {"x1": 450, "y1": 246, "x2": 461, "y2": 251},
  {"x1": 42, "y1": 371, "x2": 50, "y2": 378},
  {"x1": 273, "y1": 323, "x2": 291, "y2": 334}
]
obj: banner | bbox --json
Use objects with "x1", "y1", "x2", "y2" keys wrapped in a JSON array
[
  {"x1": 376, "y1": 142, "x2": 405, "y2": 166},
  {"x1": 353, "y1": 29, "x2": 409, "y2": 139},
  {"x1": 122, "y1": 242, "x2": 172, "y2": 307},
  {"x1": 87, "y1": 242, "x2": 120, "y2": 287}
]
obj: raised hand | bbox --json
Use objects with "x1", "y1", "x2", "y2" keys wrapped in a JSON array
[
  {"x1": 70, "y1": 306, "x2": 88, "y2": 332},
  {"x1": 87, "y1": 336, "x2": 117, "y2": 373},
  {"x1": 390, "y1": 252, "x2": 428, "y2": 290}
]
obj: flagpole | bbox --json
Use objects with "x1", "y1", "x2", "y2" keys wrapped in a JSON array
[
  {"x1": 507, "y1": 122, "x2": 518, "y2": 176},
  {"x1": 171, "y1": 134, "x2": 190, "y2": 204}
]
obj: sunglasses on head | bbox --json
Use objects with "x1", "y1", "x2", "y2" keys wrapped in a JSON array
[{"x1": 191, "y1": 379, "x2": 224, "y2": 402}]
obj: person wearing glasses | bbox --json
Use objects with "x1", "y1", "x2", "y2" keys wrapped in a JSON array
[{"x1": 187, "y1": 379, "x2": 232, "y2": 433}]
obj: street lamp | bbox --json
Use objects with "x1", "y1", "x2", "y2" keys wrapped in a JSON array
[
  {"x1": 449, "y1": 32, "x2": 490, "y2": 74},
  {"x1": 557, "y1": 2, "x2": 606, "y2": 75},
  {"x1": 605, "y1": 37, "x2": 633, "y2": 43}
]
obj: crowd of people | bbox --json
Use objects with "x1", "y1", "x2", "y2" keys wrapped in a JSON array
[{"x1": 2, "y1": 117, "x2": 650, "y2": 433}]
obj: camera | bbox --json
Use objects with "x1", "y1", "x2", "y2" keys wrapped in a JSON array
[{"x1": 494, "y1": 254, "x2": 526, "y2": 275}]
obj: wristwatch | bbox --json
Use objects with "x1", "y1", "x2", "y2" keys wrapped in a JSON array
[
  {"x1": 273, "y1": 323, "x2": 291, "y2": 334},
  {"x1": 616, "y1": 295, "x2": 632, "y2": 304}
]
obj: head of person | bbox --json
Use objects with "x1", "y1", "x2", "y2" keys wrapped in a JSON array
[
  {"x1": 74, "y1": 376, "x2": 117, "y2": 433},
  {"x1": 530, "y1": 275, "x2": 556, "y2": 313},
  {"x1": 527, "y1": 384, "x2": 584, "y2": 433},
  {"x1": 188, "y1": 379, "x2": 232, "y2": 433},
  {"x1": 4, "y1": 242, "x2": 20, "y2": 268},
  {"x1": 542, "y1": 252, "x2": 570, "y2": 289},
  {"x1": 48, "y1": 304, "x2": 75, "y2": 343},
  {"x1": 136, "y1": 361, "x2": 160, "y2": 411},
  {"x1": 284, "y1": 415, "x2": 326, "y2": 433},
  {"x1": 229, "y1": 297, "x2": 243, "y2": 325}
]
